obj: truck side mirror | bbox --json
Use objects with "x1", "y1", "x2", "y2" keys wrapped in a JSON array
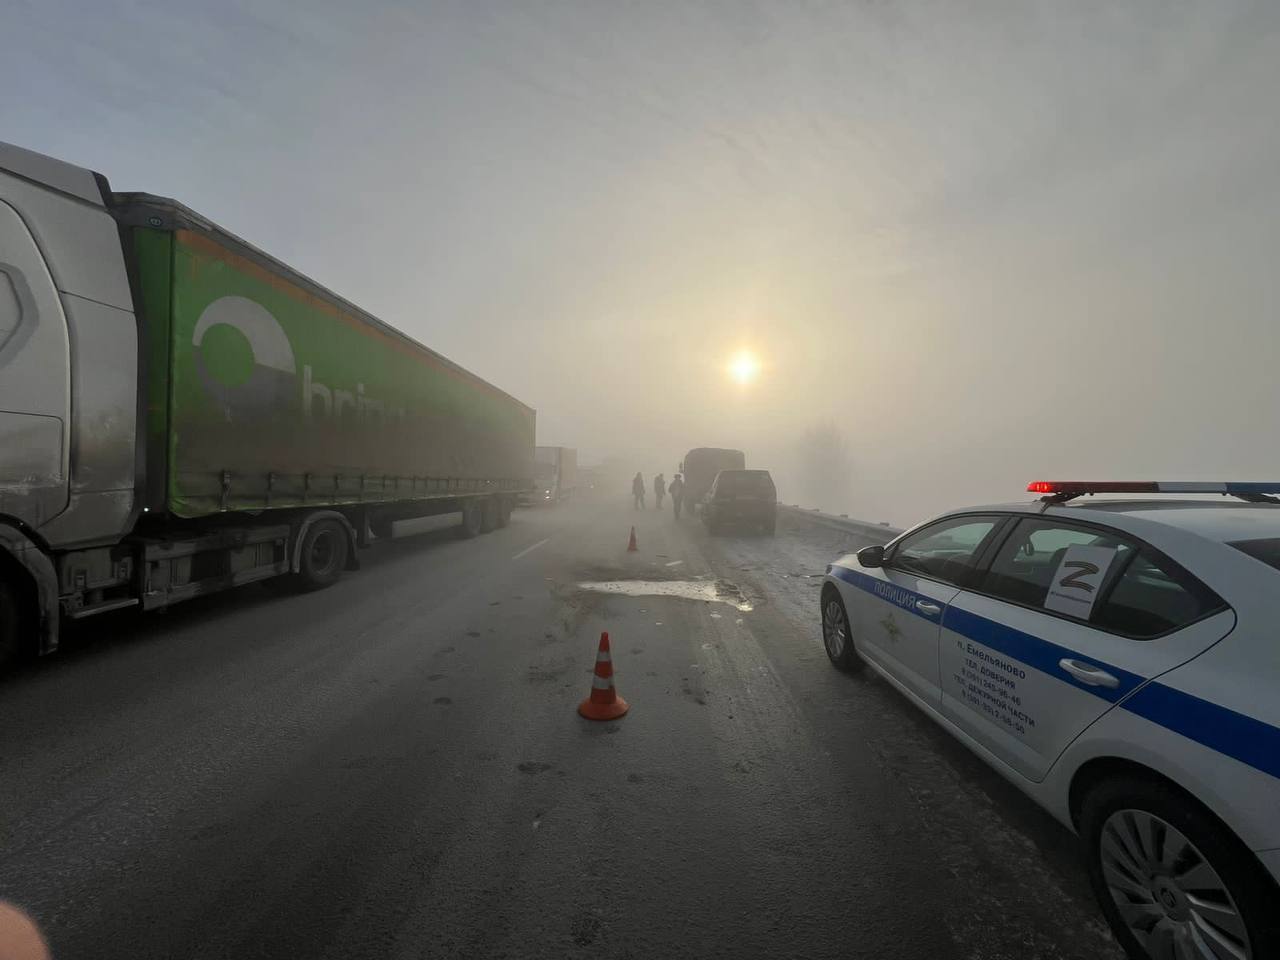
[{"x1": 856, "y1": 545, "x2": 885, "y2": 568}]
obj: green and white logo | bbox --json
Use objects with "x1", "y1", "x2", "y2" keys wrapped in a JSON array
[
  {"x1": 193, "y1": 296, "x2": 297, "y2": 421},
  {"x1": 192, "y1": 294, "x2": 403, "y2": 425}
]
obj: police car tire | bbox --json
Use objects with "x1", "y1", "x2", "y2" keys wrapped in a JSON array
[
  {"x1": 821, "y1": 588, "x2": 861, "y2": 672},
  {"x1": 1080, "y1": 775, "x2": 1280, "y2": 960}
]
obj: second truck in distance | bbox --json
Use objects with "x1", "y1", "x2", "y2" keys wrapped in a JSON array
[{"x1": 531, "y1": 446, "x2": 577, "y2": 504}]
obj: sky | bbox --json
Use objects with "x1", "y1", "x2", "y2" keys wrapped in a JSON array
[{"x1": 4, "y1": 0, "x2": 1279, "y2": 524}]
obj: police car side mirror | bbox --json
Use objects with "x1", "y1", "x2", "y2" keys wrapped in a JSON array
[{"x1": 856, "y1": 545, "x2": 885, "y2": 568}]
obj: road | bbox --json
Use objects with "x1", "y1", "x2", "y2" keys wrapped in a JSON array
[{"x1": 0, "y1": 496, "x2": 1123, "y2": 960}]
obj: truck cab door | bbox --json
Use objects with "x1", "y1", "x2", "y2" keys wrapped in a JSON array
[{"x1": 0, "y1": 197, "x2": 70, "y2": 527}]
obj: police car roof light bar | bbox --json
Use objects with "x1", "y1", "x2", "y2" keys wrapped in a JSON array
[{"x1": 1028, "y1": 481, "x2": 1280, "y2": 505}]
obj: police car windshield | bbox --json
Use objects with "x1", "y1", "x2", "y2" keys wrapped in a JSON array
[{"x1": 1227, "y1": 538, "x2": 1280, "y2": 573}]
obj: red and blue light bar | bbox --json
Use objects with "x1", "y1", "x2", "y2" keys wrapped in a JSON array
[{"x1": 1028, "y1": 481, "x2": 1280, "y2": 502}]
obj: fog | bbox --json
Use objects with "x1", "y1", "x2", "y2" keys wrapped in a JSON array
[{"x1": 6, "y1": 1, "x2": 1279, "y2": 525}]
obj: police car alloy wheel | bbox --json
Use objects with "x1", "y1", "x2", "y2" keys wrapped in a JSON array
[
  {"x1": 821, "y1": 588, "x2": 859, "y2": 672},
  {"x1": 1081, "y1": 777, "x2": 1278, "y2": 960}
]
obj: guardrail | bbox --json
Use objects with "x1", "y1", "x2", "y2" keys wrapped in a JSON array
[{"x1": 777, "y1": 505, "x2": 904, "y2": 541}]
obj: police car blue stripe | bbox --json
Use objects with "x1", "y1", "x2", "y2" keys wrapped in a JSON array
[
  {"x1": 829, "y1": 563, "x2": 1142, "y2": 701},
  {"x1": 1120, "y1": 683, "x2": 1280, "y2": 781},
  {"x1": 828, "y1": 564, "x2": 943, "y2": 623},
  {"x1": 941, "y1": 605, "x2": 1144, "y2": 703},
  {"x1": 828, "y1": 562, "x2": 1280, "y2": 781}
]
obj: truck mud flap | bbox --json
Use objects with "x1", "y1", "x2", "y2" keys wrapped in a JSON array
[{"x1": 0, "y1": 523, "x2": 60, "y2": 655}]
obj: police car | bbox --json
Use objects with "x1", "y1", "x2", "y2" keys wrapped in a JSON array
[{"x1": 820, "y1": 482, "x2": 1280, "y2": 960}]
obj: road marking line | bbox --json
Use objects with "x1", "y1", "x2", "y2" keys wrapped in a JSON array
[
  {"x1": 665, "y1": 560, "x2": 684, "y2": 567},
  {"x1": 512, "y1": 538, "x2": 550, "y2": 561}
]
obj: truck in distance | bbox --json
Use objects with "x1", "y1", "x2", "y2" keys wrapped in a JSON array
[
  {"x1": 679, "y1": 447, "x2": 746, "y2": 513},
  {"x1": 529, "y1": 446, "x2": 577, "y2": 504},
  {"x1": 0, "y1": 141, "x2": 534, "y2": 669}
]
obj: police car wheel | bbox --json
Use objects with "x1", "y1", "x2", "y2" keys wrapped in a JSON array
[
  {"x1": 821, "y1": 587, "x2": 860, "y2": 672},
  {"x1": 1081, "y1": 776, "x2": 1280, "y2": 960}
]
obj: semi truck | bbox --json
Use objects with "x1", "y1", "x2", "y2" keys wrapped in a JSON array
[
  {"x1": 530, "y1": 446, "x2": 577, "y2": 503},
  {"x1": 0, "y1": 141, "x2": 535, "y2": 669},
  {"x1": 679, "y1": 447, "x2": 746, "y2": 513}
]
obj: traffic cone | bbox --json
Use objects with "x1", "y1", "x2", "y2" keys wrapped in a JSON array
[
  {"x1": 578, "y1": 632, "x2": 629, "y2": 721},
  {"x1": 627, "y1": 526, "x2": 638, "y2": 552}
]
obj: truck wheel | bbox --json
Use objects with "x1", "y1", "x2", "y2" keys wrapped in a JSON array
[
  {"x1": 296, "y1": 520, "x2": 349, "y2": 590},
  {"x1": 459, "y1": 500, "x2": 483, "y2": 539},
  {"x1": 480, "y1": 496, "x2": 499, "y2": 533},
  {"x1": 496, "y1": 496, "x2": 513, "y2": 528},
  {"x1": 1080, "y1": 775, "x2": 1280, "y2": 960},
  {"x1": 0, "y1": 579, "x2": 26, "y2": 673}
]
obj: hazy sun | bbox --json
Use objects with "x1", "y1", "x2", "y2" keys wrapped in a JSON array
[{"x1": 728, "y1": 350, "x2": 761, "y2": 386}]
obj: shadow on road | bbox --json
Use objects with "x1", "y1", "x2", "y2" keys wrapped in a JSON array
[{"x1": 2, "y1": 520, "x2": 479, "y2": 685}]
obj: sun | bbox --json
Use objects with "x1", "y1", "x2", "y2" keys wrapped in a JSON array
[{"x1": 728, "y1": 350, "x2": 761, "y2": 386}]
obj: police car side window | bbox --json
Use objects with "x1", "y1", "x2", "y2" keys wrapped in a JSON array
[
  {"x1": 891, "y1": 517, "x2": 999, "y2": 585},
  {"x1": 1091, "y1": 551, "x2": 1222, "y2": 638},
  {"x1": 981, "y1": 519, "x2": 1133, "y2": 611}
]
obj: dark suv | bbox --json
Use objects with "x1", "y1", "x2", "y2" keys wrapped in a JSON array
[{"x1": 702, "y1": 469, "x2": 777, "y2": 535}]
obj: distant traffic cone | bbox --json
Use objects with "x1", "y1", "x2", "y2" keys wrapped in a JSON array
[
  {"x1": 578, "y1": 632, "x2": 629, "y2": 721},
  {"x1": 627, "y1": 526, "x2": 638, "y2": 552}
]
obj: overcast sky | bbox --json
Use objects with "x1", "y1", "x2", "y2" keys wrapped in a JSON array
[{"x1": 4, "y1": 1, "x2": 1279, "y2": 522}]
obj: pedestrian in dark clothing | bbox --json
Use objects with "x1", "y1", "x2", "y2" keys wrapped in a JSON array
[
  {"x1": 632, "y1": 472, "x2": 646, "y2": 509},
  {"x1": 669, "y1": 473, "x2": 685, "y2": 519},
  {"x1": 654, "y1": 474, "x2": 666, "y2": 509}
]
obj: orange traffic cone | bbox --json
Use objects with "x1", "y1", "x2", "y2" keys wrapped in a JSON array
[
  {"x1": 578, "y1": 632, "x2": 629, "y2": 721},
  {"x1": 627, "y1": 526, "x2": 638, "y2": 552}
]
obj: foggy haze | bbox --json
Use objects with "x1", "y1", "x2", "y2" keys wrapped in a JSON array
[{"x1": 5, "y1": 0, "x2": 1279, "y2": 525}]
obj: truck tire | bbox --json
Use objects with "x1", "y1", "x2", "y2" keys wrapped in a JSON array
[
  {"x1": 459, "y1": 500, "x2": 483, "y2": 539},
  {"x1": 295, "y1": 519, "x2": 349, "y2": 590},
  {"x1": 496, "y1": 496, "x2": 513, "y2": 528},
  {"x1": 0, "y1": 579, "x2": 25, "y2": 673},
  {"x1": 480, "y1": 496, "x2": 499, "y2": 533}
]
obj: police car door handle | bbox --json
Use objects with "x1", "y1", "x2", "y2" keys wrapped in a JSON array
[
  {"x1": 915, "y1": 600, "x2": 942, "y2": 616},
  {"x1": 1058, "y1": 658, "x2": 1120, "y2": 689}
]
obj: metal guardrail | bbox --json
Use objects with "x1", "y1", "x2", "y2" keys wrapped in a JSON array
[{"x1": 777, "y1": 505, "x2": 903, "y2": 541}]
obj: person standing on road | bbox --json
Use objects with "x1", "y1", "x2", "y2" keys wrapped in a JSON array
[
  {"x1": 668, "y1": 473, "x2": 685, "y2": 519},
  {"x1": 653, "y1": 473, "x2": 666, "y2": 509},
  {"x1": 632, "y1": 472, "x2": 646, "y2": 509}
]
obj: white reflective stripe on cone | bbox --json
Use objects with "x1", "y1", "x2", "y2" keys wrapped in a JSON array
[
  {"x1": 595, "y1": 650, "x2": 612, "y2": 663},
  {"x1": 592, "y1": 675, "x2": 614, "y2": 690}
]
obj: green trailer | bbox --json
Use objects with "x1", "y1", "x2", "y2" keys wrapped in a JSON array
[{"x1": 118, "y1": 196, "x2": 534, "y2": 519}]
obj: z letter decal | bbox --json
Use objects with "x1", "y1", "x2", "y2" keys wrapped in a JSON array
[
  {"x1": 1043, "y1": 546, "x2": 1117, "y2": 618},
  {"x1": 1058, "y1": 560, "x2": 1100, "y2": 593}
]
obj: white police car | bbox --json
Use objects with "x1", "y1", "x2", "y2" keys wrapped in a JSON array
[{"x1": 821, "y1": 482, "x2": 1280, "y2": 960}]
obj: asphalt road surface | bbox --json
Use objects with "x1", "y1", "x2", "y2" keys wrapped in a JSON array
[{"x1": 0, "y1": 496, "x2": 1125, "y2": 960}]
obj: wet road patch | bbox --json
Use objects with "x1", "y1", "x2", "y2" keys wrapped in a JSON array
[{"x1": 575, "y1": 579, "x2": 754, "y2": 611}]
